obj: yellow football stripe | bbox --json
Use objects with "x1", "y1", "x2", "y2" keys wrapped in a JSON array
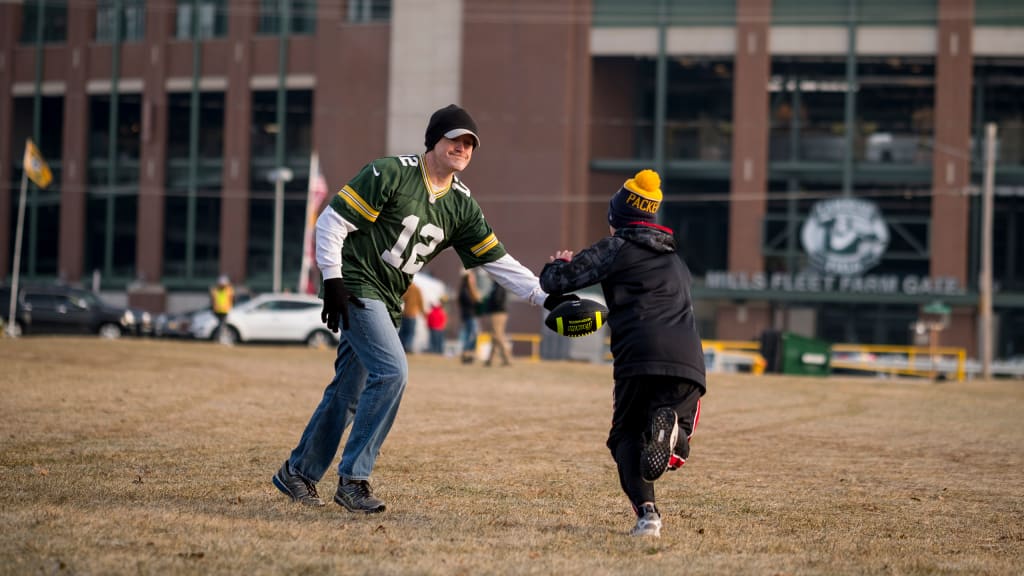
[
  {"x1": 471, "y1": 233, "x2": 498, "y2": 256},
  {"x1": 339, "y1": 185, "x2": 380, "y2": 222},
  {"x1": 595, "y1": 312, "x2": 603, "y2": 329},
  {"x1": 556, "y1": 317, "x2": 564, "y2": 335}
]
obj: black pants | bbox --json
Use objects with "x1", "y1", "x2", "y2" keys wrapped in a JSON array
[{"x1": 606, "y1": 375, "x2": 702, "y2": 510}]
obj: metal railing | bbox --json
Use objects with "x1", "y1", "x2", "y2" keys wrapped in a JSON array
[
  {"x1": 476, "y1": 333, "x2": 543, "y2": 362},
  {"x1": 830, "y1": 343, "x2": 967, "y2": 382}
]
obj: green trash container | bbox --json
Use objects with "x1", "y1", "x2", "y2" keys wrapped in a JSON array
[{"x1": 780, "y1": 332, "x2": 832, "y2": 376}]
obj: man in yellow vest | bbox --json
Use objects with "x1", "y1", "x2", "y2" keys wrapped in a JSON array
[{"x1": 210, "y1": 275, "x2": 235, "y2": 336}]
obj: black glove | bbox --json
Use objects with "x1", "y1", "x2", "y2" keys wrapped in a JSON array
[
  {"x1": 322, "y1": 278, "x2": 366, "y2": 332},
  {"x1": 543, "y1": 293, "x2": 581, "y2": 311}
]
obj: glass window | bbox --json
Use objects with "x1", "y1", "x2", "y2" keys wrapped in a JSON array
[
  {"x1": 96, "y1": 0, "x2": 117, "y2": 43},
  {"x1": 258, "y1": 0, "x2": 317, "y2": 35},
  {"x1": 591, "y1": 57, "x2": 651, "y2": 161},
  {"x1": 124, "y1": 0, "x2": 146, "y2": 40},
  {"x1": 661, "y1": 177, "x2": 730, "y2": 277},
  {"x1": 260, "y1": 299, "x2": 315, "y2": 311},
  {"x1": 991, "y1": 194, "x2": 1023, "y2": 290},
  {"x1": 771, "y1": 57, "x2": 936, "y2": 166},
  {"x1": 8, "y1": 97, "x2": 63, "y2": 279},
  {"x1": 19, "y1": 0, "x2": 68, "y2": 44},
  {"x1": 665, "y1": 59, "x2": 733, "y2": 161},
  {"x1": 593, "y1": 57, "x2": 733, "y2": 162},
  {"x1": 974, "y1": 60, "x2": 1024, "y2": 291},
  {"x1": 858, "y1": 58, "x2": 935, "y2": 166},
  {"x1": 975, "y1": 60, "x2": 1024, "y2": 167},
  {"x1": 999, "y1": 309, "x2": 1024, "y2": 359},
  {"x1": 762, "y1": 178, "x2": 820, "y2": 275},
  {"x1": 86, "y1": 94, "x2": 142, "y2": 282},
  {"x1": 976, "y1": 0, "x2": 1024, "y2": 26},
  {"x1": 166, "y1": 93, "x2": 226, "y2": 163},
  {"x1": 87, "y1": 95, "x2": 142, "y2": 163},
  {"x1": 164, "y1": 92, "x2": 225, "y2": 281},
  {"x1": 249, "y1": 90, "x2": 313, "y2": 162},
  {"x1": 774, "y1": 0, "x2": 935, "y2": 26},
  {"x1": 773, "y1": 0, "x2": 852, "y2": 26},
  {"x1": 96, "y1": 0, "x2": 147, "y2": 42},
  {"x1": 770, "y1": 59, "x2": 849, "y2": 163},
  {"x1": 593, "y1": 0, "x2": 734, "y2": 27},
  {"x1": 593, "y1": 56, "x2": 737, "y2": 161},
  {"x1": 853, "y1": 184, "x2": 931, "y2": 278},
  {"x1": 247, "y1": 90, "x2": 313, "y2": 290},
  {"x1": 25, "y1": 293, "x2": 56, "y2": 309},
  {"x1": 175, "y1": 0, "x2": 228, "y2": 39},
  {"x1": 347, "y1": 0, "x2": 391, "y2": 22},
  {"x1": 818, "y1": 303, "x2": 919, "y2": 345}
]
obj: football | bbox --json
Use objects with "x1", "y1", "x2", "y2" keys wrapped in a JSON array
[{"x1": 544, "y1": 298, "x2": 608, "y2": 338}]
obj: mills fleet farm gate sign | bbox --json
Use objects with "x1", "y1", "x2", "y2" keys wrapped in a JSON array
[
  {"x1": 704, "y1": 270, "x2": 964, "y2": 297},
  {"x1": 705, "y1": 198, "x2": 966, "y2": 298}
]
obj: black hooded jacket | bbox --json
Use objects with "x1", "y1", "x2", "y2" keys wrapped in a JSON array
[{"x1": 539, "y1": 224, "x2": 706, "y2": 391}]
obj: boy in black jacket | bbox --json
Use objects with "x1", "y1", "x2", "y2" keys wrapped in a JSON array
[{"x1": 539, "y1": 169, "x2": 706, "y2": 538}]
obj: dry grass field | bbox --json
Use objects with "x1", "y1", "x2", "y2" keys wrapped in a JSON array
[{"x1": 1, "y1": 337, "x2": 1022, "y2": 575}]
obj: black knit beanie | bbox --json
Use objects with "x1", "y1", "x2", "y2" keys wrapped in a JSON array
[{"x1": 424, "y1": 104, "x2": 481, "y2": 151}]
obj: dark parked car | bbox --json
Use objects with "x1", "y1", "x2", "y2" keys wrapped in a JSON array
[{"x1": 1, "y1": 284, "x2": 150, "y2": 339}]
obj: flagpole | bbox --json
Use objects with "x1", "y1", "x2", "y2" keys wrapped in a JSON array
[
  {"x1": 298, "y1": 152, "x2": 318, "y2": 294},
  {"x1": 299, "y1": 152, "x2": 329, "y2": 295},
  {"x1": 6, "y1": 173, "x2": 28, "y2": 337}
]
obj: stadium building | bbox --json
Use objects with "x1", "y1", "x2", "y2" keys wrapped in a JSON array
[{"x1": 2, "y1": 0, "x2": 1023, "y2": 358}]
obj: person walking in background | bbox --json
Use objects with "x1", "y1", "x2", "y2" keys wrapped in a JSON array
[
  {"x1": 398, "y1": 282, "x2": 424, "y2": 354},
  {"x1": 209, "y1": 275, "x2": 234, "y2": 337},
  {"x1": 457, "y1": 268, "x2": 481, "y2": 364},
  {"x1": 272, "y1": 104, "x2": 560, "y2": 514},
  {"x1": 483, "y1": 282, "x2": 511, "y2": 367},
  {"x1": 426, "y1": 296, "x2": 448, "y2": 355},
  {"x1": 539, "y1": 169, "x2": 706, "y2": 539}
]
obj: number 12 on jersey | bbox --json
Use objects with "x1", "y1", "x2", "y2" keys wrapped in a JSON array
[{"x1": 381, "y1": 214, "x2": 444, "y2": 274}]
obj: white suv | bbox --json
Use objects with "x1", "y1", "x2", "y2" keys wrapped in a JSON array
[{"x1": 211, "y1": 293, "x2": 336, "y2": 348}]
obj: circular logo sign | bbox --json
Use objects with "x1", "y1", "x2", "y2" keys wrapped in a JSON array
[{"x1": 800, "y1": 198, "x2": 889, "y2": 276}]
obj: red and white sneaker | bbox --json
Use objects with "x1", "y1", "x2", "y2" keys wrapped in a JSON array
[
  {"x1": 667, "y1": 453, "x2": 686, "y2": 471},
  {"x1": 666, "y1": 398, "x2": 699, "y2": 473}
]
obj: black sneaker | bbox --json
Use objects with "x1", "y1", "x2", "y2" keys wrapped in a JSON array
[
  {"x1": 641, "y1": 407, "x2": 679, "y2": 482},
  {"x1": 334, "y1": 478, "x2": 386, "y2": 513},
  {"x1": 272, "y1": 461, "x2": 325, "y2": 507}
]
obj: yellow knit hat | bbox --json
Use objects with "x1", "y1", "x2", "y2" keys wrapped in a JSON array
[{"x1": 608, "y1": 169, "x2": 662, "y2": 228}]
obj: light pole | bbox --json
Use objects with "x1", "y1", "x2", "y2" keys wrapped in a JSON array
[
  {"x1": 268, "y1": 167, "x2": 293, "y2": 294},
  {"x1": 980, "y1": 123, "x2": 997, "y2": 380}
]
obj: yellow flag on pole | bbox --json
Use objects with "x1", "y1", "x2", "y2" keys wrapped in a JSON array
[{"x1": 23, "y1": 139, "x2": 53, "y2": 189}]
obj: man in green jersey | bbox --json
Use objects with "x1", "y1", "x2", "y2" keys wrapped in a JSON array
[{"x1": 273, "y1": 104, "x2": 571, "y2": 512}]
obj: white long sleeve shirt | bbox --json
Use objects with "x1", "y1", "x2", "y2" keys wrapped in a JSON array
[{"x1": 315, "y1": 204, "x2": 547, "y2": 306}]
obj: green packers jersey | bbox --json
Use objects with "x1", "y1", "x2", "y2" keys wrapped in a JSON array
[{"x1": 329, "y1": 154, "x2": 507, "y2": 319}]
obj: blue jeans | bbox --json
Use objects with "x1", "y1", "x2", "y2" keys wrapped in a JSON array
[
  {"x1": 287, "y1": 299, "x2": 408, "y2": 482},
  {"x1": 398, "y1": 316, "x2": 416, "y2": 353},
  {"x1": 428, "y1": 329, "x2": 445, "y2": 354},
  {"x1": 459, "y1": 316, "x2": 478, "y2": 356}
]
